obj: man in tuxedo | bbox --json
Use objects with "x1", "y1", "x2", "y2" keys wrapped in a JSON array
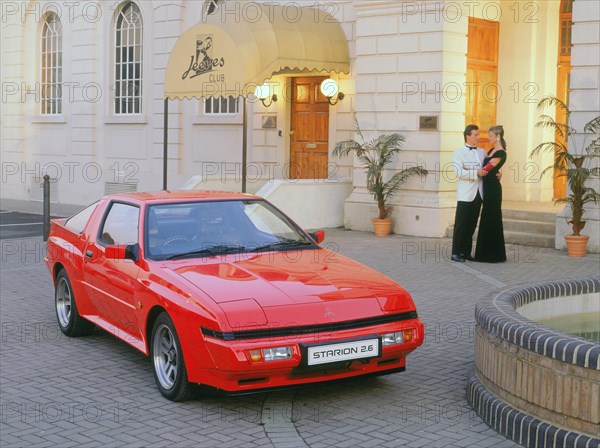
[{"x1": 450, "y1": 124, "x2": 486, "y2": 262}]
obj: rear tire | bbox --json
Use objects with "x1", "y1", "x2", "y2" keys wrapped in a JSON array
[
  {"x1": 55, "y1": 270, "x2": 95, "y2": 337},
  {"x1": 150, "y1": 312, "x2": 193, "y2": 401}
]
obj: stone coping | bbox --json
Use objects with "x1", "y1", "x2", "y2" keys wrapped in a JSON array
[
  {"x1": 474, "y1": 278, "x2": 600, "y2": 370},
  {"x1": 467, "y1": 375, "x2": 600, "y2": 448}
]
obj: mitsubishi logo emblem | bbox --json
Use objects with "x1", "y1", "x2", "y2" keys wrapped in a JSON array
[{"x1": 325, "y1": 307, "x2": 335, "y2": 318}]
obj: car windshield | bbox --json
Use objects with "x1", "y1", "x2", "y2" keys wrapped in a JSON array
[{"x1": 145, "y1": 200, "x2": 315, "y2": 260}]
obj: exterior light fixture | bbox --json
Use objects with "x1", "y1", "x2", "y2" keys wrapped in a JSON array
[
  {"x1": 254, "y1": 84, "x2": 278, "y2": 107},
  {"x1": 320, "y1": 79, "x2": 345, "y2": 105}
]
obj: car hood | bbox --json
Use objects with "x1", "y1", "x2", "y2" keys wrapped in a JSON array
[{"x1": 164, "y1": 249, "x2": 414, "y2": 328}]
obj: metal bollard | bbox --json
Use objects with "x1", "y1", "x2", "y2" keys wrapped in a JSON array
[{"x1": 43, "y1": 174, "x2": 50, "y2": 241}]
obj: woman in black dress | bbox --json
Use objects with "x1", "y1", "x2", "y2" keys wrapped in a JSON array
[{"x1": 475, "y1": 125, "x2": 507, "y2": 262}]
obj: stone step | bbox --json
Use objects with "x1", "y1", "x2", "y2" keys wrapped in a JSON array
[
  {"x1": 502, "y1": 209, "x2": 557, "y2": 222},
  {"x1": 445, "y1": 208, "x2": 558, "y2": 248},
  {"x1": 503, "y1": 230, "x2": 555, "y2": 248},
  {"x1": 445, "y1": 226, "x2": 556, "y2": 248},
  {"x1": 503, "y1": 218, "x2": 555, "y2": 234}
]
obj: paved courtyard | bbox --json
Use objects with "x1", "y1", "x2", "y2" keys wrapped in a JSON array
[{"x1": 1, "y1": 222, "x2": 599, "y2": 447}]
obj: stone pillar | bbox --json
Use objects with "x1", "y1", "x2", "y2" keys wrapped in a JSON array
[
  {"x1": 556, "y1": 0, "x2": 600, "y2": 252},
  {"x1": 344, "y1": 1, "x2": 464, "y2": 237}
]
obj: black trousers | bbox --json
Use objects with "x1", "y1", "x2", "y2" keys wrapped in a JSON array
[{"x1": 452, "y1": 192, "x2": 482, "y2": 257}]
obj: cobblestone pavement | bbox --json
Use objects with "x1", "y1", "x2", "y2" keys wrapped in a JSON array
[{"x1": 1, "y1": 229, "x2": 599, "y2": 448}]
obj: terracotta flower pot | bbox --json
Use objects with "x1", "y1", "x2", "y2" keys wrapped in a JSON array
[
  {"x1": 372, "y1": 218, "x2": 393, "y2": 237},
  {"x1": 564, "y1": 235, "x2": 589, "y2": 257}
]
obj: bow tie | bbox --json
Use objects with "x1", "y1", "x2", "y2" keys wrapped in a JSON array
[{"x1": 466, "y1": 146, "x2": 477, "y2": 150}]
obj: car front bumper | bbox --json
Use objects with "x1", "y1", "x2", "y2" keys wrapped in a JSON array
[{"x1": 186, "y1": 318, "x2": 424, "y2": 392}]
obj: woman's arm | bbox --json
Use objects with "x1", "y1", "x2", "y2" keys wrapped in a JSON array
[{"x1": 482, "y1": 156, "x2": 502, "y2": 172}]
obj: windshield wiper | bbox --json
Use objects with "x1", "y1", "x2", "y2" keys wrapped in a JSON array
[
  {"x1": 251, "y1": 240, "x2": 314, "y2": 252},
  {"x1": 165, "y1": 245, "x2": 246, "y2": 260}
]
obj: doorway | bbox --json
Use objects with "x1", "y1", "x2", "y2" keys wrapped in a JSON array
[
  {"x1": 466, "y1": 18, "x2": 500, "y2": 148},
  {"x1": 553, "y1": 0, "x2": 572, "y2": 199},
  {"x1": 289, "y1": 77, "x2": 330, "y2": 179}
]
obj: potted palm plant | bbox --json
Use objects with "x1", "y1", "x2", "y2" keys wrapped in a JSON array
[
  {"x1": 333, "y1": 124, "x2": 428, "y2": 237},
  {"x1": 531, "y1": 96, "x2": 600, "y2": 256}
]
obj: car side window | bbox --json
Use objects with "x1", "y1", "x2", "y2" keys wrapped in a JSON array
[
  {"x1": 98, "y1": 202, "x2": 139, "y2": 246},
  {"x1": 64, "y1": 201, "x2": 98, "y2": 234}
]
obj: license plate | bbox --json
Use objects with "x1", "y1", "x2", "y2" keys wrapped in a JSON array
[{"x1": 306, "y1": 338, "x2": 380, "y2": 366}]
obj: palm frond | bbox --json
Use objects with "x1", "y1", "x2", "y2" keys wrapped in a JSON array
[
  {"x1": 537, "y1": 95, "x2": 568, "y2": 115},
  {"x1": 540, "y1": 165, "x2": 560, "y2": 178},
  {"x1": 351, "y1": 113, "x2": 365, "y2": 143},
  {"x1": 583, "y1": 188, "x2": 600, "y2": 200},
  {"x1": 332, "y1": 140, "x2": 362, "y2": 158},
  {"x1": 534, "y1": 115, "x2": 574, "y2": 138},
  {"x1": 530, "y1": 141, "x2": 567, "y2": 157},
  {"x1": 382, "y1": 167, "x2": 428, "y2": 202},
  {"x1": 584, "y1": 116, "x2": 600, "y2": 134}
]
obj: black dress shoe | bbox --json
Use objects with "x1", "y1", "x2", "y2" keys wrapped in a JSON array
[{"x1": 451, "y1": 254, "x2": 465, "y2": 262}]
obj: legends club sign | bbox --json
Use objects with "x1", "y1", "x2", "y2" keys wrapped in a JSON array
[{"x1": 181, "y1": 35, "x2": 225, "y2": 80}]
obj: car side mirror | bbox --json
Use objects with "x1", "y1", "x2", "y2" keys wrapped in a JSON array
[
  {"x1": 105, "y1": 244, "x2": 139, "y2": 261},
  {"x1": 309, "y1": 230, "x2": 325, "y2": 244}
]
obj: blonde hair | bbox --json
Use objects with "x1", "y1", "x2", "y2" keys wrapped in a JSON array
[{"x1": 489, "y1": 125, "x2": 507, "y2": 150}]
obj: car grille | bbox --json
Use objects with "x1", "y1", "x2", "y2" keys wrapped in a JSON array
[{"x1": 201, "y1": 311, "x2": 418, "y2": 341}]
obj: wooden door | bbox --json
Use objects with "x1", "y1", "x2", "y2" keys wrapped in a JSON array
[
  {"x1": 554, "y1": 0, "x2": 572, "y2": 199},
  {"x1": 290, "y1": 77, "x2": 329, "y2": 179},
  {"x1": 466, "y1": 18, "x2": 499, "y2": 148}
]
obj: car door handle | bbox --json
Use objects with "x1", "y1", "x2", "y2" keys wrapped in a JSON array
[{"x1": 85, "y1": 250, "x2": 94, "y2": 259}]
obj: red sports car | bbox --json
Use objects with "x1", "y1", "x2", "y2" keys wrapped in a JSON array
[{"x1": 45, "y1": 191, "x2": 424, "y2": 400}]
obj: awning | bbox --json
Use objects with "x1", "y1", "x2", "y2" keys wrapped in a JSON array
[{"x1": 164, "y1": 3, "x2": 350, "y2": 100}]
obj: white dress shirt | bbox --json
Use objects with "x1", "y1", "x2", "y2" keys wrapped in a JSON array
[{"x1": 452, "y1": 145, "x2": 486, "y2": 202}]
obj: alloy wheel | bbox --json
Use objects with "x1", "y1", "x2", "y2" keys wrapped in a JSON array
[{"x1": 153, "y1": 324, "x2": 178, "y2": 390}]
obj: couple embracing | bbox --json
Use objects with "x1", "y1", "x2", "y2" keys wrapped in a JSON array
[{"x1": 451, "y1": 124, "x2": 507, "y2": 263}]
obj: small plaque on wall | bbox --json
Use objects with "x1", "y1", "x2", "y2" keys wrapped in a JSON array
[
  {"x1": 419, "y1": 116, "x2": 438, "y2": 131},
  {"x1": 262, "y1": 115, "x2": 277, "y2": 129}
]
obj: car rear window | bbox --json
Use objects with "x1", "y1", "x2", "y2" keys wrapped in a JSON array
[{"x1": 64, "y1": 202, "x2": 98, "y2": 234}]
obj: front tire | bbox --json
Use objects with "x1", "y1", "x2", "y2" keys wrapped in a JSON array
[
  {"x1": 55, "y1": 270, "x2": 95, "y2": 337},
  {"x1": 151, "y1": 312, "x2": 193, "y2": 401}
]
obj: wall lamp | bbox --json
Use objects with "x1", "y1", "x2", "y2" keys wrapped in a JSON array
[
  {"x1": 320, "y1": 79, "x2": 345, "y2": 106},
  {"x1": 254, "y1": 84, "x2": 278, "y2": 107}
]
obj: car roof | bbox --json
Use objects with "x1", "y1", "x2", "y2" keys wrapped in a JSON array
[{"x1": 104, "y1": 190, "x2": 261, "y2": 204}]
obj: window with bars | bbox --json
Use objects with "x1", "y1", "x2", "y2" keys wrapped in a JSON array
[
  {"x1": 114, "y1": 2, "x2": 143, "y2": 114},
  {"x1": 40, "y1": 13, "x2": 62, "y2": 115},
  {"x1": 560, "y1": 19, "x2": 572, "y2": 57},
  {"x1": 204, "y1": 96, "x2": 240, "y2": 114}
]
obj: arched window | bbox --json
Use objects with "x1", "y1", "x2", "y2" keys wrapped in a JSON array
[
  {"x1": 114, "y1": 2, "x2": 143, "y2": 114},
  {"x1": 559, "y1": 0, "x2": 573, "y2": 58},
  {"x1": 554, "y1": 0, "x2": 573, "y2": 199},
  {"x1": 41, "y1": 13, "x2": 62, "y2": 114}
]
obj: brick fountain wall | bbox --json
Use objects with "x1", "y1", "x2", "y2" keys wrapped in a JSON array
[{"x1": 467, "y1": 278, "x2": 600, "y2": 448}]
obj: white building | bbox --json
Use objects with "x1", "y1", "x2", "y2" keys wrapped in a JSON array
[{"x1": 1, "y1": 0, "x2": 599, "y2": 247}]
